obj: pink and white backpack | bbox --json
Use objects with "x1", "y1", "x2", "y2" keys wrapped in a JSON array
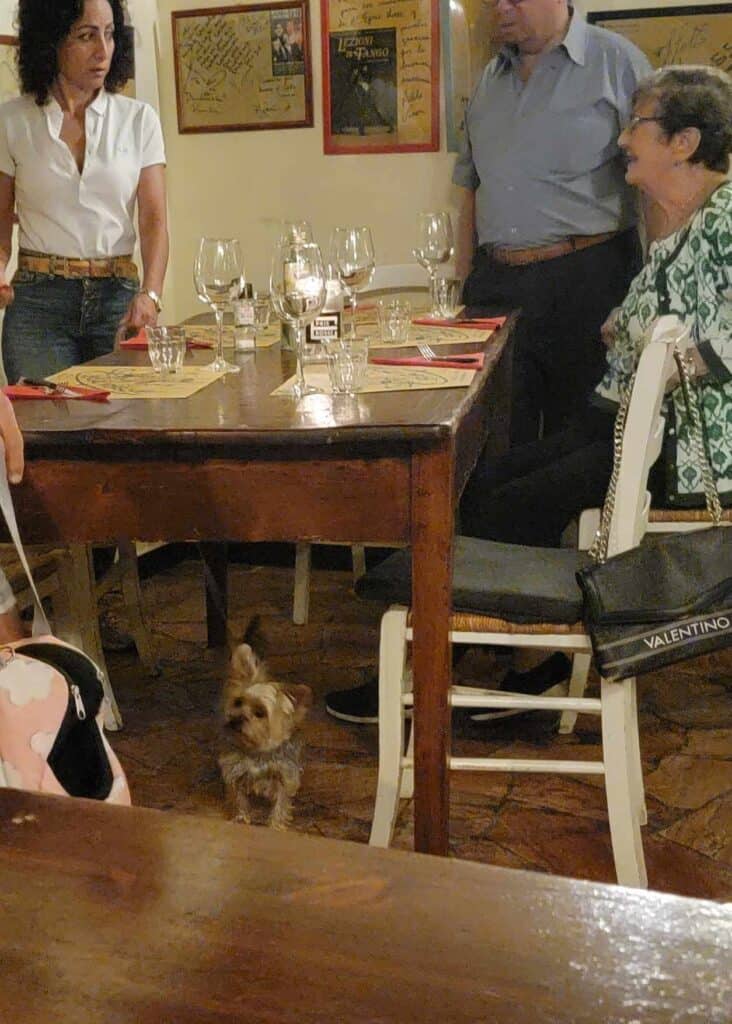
[{"x1": 0, "y1": 452, "x2": 130, "y2": 804}]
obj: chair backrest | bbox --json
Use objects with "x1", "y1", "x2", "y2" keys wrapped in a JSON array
[
  {"x1": 607, "y1": 316, "x2": 688, "y2": 556},
  {"x1": 363, "y1": 263, "x2": 429, "y2": 296}
]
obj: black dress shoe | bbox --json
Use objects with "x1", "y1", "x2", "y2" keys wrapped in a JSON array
[
  {"x1": 325, "y1": 678, "x2": 379, "y2": 724},
  {"x1": 469, "y1": 653, "x2": 571, "y2": 722}
]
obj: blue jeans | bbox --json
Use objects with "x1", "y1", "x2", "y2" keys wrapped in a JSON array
[{"x1": 1, "y1": 271, "x2": 138, "y2": 382}]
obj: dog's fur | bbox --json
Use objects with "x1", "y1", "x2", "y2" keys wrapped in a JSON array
[{"x1": 218, "y1": 634, "x2": 311, "y2": 829}]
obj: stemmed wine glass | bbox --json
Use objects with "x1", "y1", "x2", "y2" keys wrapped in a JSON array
[
  {"x1": 331, "y1": 226, "x2": 375, "y2": 338},
  {"x1": 270, "y1": 241, "x2": 327, "y2": 398},
  {"x1": 193, "y1": 237, "x2": 245, "y2": 374},
  {"x1": 413, "y1": 212, "x2": 454, "y2": 317},
  {"x1": 279, "y1": 220, "x2": 313, "y2": 245}
]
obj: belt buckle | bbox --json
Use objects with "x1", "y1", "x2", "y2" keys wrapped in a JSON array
[{"x1": 48, "y1": 254, "x2": 63, "y2": 276}]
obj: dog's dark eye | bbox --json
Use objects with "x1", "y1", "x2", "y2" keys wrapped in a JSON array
[
  {"x1": 232, "y1": 697, "x2": 243, "y2": 708},
  {"x1": 254, "y1": 708, "x2": 266, "y2": 718}
]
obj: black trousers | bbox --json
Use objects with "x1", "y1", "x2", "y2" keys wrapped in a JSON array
[
  {"x1": 459, "y1": 409, "x2": 617, "y2": 548},
  {"x1": 463, "y1": 230, "x2": 642, "y2": 444}
]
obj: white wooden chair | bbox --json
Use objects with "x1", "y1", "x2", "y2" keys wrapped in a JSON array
[
  {"x1": 358, "y1": 317, "x2": 686, "y2": 888},
  {"x1": 291, "y1": 263, "x2": 429, "y2": 624}
]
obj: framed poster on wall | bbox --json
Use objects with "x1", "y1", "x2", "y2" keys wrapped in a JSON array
[
  {"x1": 321, "y1": 0, "x2": 440, "y2": 155},
  {"x1": 587, "y1": 4, "x2": 732, "y2": 71},
  {"x1": 172, "y1": 2, "x2": 313, "y2": 133},
  {"x1": 441, "y1": 0, "x2": 495, "y2": 153}
]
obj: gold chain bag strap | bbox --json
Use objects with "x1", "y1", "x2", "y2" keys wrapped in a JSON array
[{"x1": 577, "y1": 340, "x2": 731, "y2": 680}]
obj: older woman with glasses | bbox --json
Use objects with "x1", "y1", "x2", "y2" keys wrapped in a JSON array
[{"x1": 454, "y1": 65, "x2": 732, "y2": 707}]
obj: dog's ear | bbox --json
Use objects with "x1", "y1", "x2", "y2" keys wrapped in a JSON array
[
  {"x1": 284, "y1": 683, "x2": 313, "y2": 725},
  {"x1": 230, "y1": 643, "x2": 261, "y2": 683}
]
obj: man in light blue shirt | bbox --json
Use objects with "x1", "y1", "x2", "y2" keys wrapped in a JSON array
[{"x1": 454, "y1": 0, "x2": 650, "y2": 442}]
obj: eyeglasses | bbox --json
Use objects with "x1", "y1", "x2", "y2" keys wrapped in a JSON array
[{"x1": 625, "y1": 115, "x2": 663, "y2": 132}]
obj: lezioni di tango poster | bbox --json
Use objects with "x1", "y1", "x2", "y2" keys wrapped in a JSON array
[{"x1": 321, "y1": 0, "x2": 439, "y2": 154}]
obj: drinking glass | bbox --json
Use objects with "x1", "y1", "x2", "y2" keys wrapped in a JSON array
[
  {"x1": 145, "y1": 326, "x2": 186, "y2": 375},
  {"x1": 193, "y1": 237, "x2": 245, "y2": 374},
  {"x1": 324, "y1": 337, "x2": 369, "y2": 395},
  {"x1": 433, "y1": 277, "x2": 462, "y2": 319},
  {"x1": 377, "y1": 297, "x2": 412, "y2": 343},
  {"x1": 413, "y1": 212, "x2": 454, "y2": 317},
  {"x1": 279, "y1": 220, "x2": 313, "y2": 245},
  {"x1": 331, "y1": 226, "x2": 375, "y2": 338},
  {"x1": 270, "y1": 241, "x2": 327, "y2": 398}
]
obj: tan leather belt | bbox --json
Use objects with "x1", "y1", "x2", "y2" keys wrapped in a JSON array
[
  {"x1": 486, "y1": 231, "x2": 620, "y2": 267},
  {"x1": 18, "y1": 251, "x2": 138, "y2": 280}
]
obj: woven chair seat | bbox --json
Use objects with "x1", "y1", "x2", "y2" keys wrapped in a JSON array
[
  {"x1": 356, "y1": 536, "x2": 592, "y2": 625},
  {"x1": 649, "y1": 508, "x2": 732, "y2": 523}
]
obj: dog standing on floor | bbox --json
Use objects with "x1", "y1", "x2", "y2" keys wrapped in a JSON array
[{"x1": 218, "y1": 628, "x2": 312, "y2": 829}]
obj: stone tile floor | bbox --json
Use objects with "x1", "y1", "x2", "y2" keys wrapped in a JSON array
[{"x1": 105, "y1": 554, "x2": 731, "y2": 900}]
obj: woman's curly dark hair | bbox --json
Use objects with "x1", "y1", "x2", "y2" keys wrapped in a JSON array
[{"x1": 16, "y1": 0, "x2": 133, "y2": 105}]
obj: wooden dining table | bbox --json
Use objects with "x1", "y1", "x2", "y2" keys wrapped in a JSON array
[
  {"x1": 6, "y1": 325, "x2": 512, "y2": 856},
  {"x1": 1, "y1": 788, "x2": 730, "y2": 1023}
]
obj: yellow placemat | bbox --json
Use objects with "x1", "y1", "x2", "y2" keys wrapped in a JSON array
[
  {"x1": 271, "y1": 363, "x2": 476, "y2": 397},
  {"x1": 182, "y1": 324, "x2": 281, "y2": 349},
  {"x1": 350, "y1": 310, "x2": 494, "y2": 350},
  {"x1": 49, "y1": 365, "x2": 225, "y2": 399}
]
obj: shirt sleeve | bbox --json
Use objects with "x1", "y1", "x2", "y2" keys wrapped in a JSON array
[
  {"x1": 139, "y1": 103, "x2": 166, "y2": 168},
  {"x1": 0, "y1": 104, "x2": 15, "y2": 178}
]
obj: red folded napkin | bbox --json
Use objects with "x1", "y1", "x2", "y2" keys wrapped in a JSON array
[
  {"x1": 371, "y1": 353, "x2": 484, "y2": 370},
  {"x1": 412, "y1": 316, "x2": 506, "y2": 330},
  {"x1": 3, "y1": 383, "x2": 110, "y2": 402},
  {"x1": 119, "y1": 329, "x2": 213, "y2": 350}
]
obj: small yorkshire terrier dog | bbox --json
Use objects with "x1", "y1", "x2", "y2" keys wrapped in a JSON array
[{"x1": 218, "y1": 626, "x2": 312, "y2": 830}]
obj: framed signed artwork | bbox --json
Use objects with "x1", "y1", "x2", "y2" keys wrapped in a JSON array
[
  {"x1": 321, "y1": 0, "x2": 440, "y2": 155},
  {"x1": 587, "y1": 4, "x2": 732, "y2": 71},
  {"x1": 172, "y1": 2, "x2": 313, "y2": 133}
]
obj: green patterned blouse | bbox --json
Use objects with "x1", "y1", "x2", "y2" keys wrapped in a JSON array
[{"x1": 594, "y1": 181, "x2": 732, "y2": 506}]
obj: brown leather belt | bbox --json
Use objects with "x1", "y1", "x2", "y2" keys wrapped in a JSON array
[
  {"x1": 18, "y1": 251, "x2": 138, "y2": 280},
  {"x1": 485, "y1": 231, "x2": 620, "y2": 267}
]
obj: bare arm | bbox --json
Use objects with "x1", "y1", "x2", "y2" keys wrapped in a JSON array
[
  {"x1": 121, "y1": 163, "x2": 169, "y2": 331},
  {"x1": 455, "y1": 186, "x2": 476, "y2": 282},
  {"x1": 0, "y1": 172, "x2": 15, "y2": 308}
]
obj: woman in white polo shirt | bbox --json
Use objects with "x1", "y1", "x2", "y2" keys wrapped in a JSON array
[{"x1": 0, "y1": 0, "x2": 168, "y2": 382}]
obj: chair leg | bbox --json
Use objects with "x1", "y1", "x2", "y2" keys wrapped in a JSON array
[
  {"x1": 117, "y1": 540, "x2": 160, "y2": 676},
  {"x1": 57, "y1": 545, "x2": 123, "y2": 732},
  {"x1": 369, "y1": 606, "x2": 409, "y2": 847},
  {"x1": 292, "y1": 542, "x2": 311, "y2": 625},
  {"x1": 601, "y1": 677, "x2": 647, "y2": 888},
  {"x1": 558, "y1": 651, "x2": 592, "y2": 734},
  {"x1": 628, "y1": 678, "x2": 647, "y2": 826},
  {"x1": 350, "y1": 544, "x2": 366, "y2": 584}
]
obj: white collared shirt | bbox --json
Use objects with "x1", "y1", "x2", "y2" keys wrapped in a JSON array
[{"x1": 0, "y1": 90, "x2": 165, "y2": 258}]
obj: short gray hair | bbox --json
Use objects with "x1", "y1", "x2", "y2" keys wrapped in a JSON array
[{"x1": 633, "y1": 66, "x2": 732, "y2": 173}]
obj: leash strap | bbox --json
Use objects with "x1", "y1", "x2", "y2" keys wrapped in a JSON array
[{"x1": 0, "y1": 440, "x2": 51, "y2": 635}]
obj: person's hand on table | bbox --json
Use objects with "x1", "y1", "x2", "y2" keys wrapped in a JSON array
[
  {"x1": 121, "y1": 291, "x2": 159, "y2": 333},
  {"x1": 0, "y1": 391, "x2": 24, "y2": 483}
]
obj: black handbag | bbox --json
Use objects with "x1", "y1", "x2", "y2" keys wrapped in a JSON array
[{"x1": 576, "y1": 343, "x2": 731, "y2": 681}]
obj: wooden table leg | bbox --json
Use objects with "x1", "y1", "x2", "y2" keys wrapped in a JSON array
[
  {"x1": 411, "y1": 444, "x2": 455, "y2": 856},
  {"x1": 199, "y1": 542, "x2": 229, "y2": 647}
]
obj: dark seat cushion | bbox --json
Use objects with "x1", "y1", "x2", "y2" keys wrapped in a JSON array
[{"x1": 355, "y1": 536, "x2": 593, "y2": 624}]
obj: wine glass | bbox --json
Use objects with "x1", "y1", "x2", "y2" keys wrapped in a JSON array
[
  {"x1": 270, "y1": 241, "x2": 327, "y2": 398},
  {"x1": 193, "y1": 237, "x2": 245, "y2": 374},
  {"x1": 331, "y1": 226, "x2": 375, "y2": 338},
  {"x1": 279, "y1": 220, "x2": 313, "y2": 245},
  {"x1": 413, "y1": 212, "x2": 454, "y2": 317}
]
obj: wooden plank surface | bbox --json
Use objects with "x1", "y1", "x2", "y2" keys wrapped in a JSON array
[{"x1": 0, "y1": 790, "x2": 729, "y2": 1024}]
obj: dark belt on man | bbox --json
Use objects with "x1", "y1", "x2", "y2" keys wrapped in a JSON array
[
  {"x1": 478, "y1": 230, "x2": 621, "y2": 267},
  {"x1": 17, "y1": 250, "x2": 138, "y2": 280}
]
